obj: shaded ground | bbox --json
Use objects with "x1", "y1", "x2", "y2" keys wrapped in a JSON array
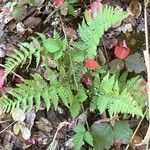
[{"x1": 0, "y1": 0, "x2": 149, "y2": 150}]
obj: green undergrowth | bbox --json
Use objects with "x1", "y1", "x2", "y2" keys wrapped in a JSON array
[{"x1": 0, "y1": 4, "x2": 147, "y2": 149}]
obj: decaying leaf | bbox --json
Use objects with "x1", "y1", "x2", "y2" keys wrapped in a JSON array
[
  {"x1": 25, "y1": 110, "x2": 36, "y2": 131},
  {"x1": 64, "y1": 27, "x2": 77, "y2": 40},
  {"x1": 13, "y1": 122, "x2": 20, "y2": 135},
  {"x1": 13, "y1": 122, "x2": 31, "y2": 140},
  {"x1": 55, "y1": 0, "x2": 64, "y2": 7},
  {"x1": 127, "y1": 0, "x2": 142, "y2": 18},
  {"x1": 11, "y1": 108, "x2": 25, "y2": 122},
  {"x1": 23, "y1": 16, "x2": 41, "y2": 28},
  {"x1": 35, "y1": 117, "x2": 53, "y2": 132},
  {"x1": 88, "y1": 1, "x2": 102, "y2": 17},
  {"x1": 85, "y1": 58, "x2": 99, "y2": 70},
  {"x1": 16, "y1": 22, "x2": 25, "y2": 33},
  {"x1": 20, "y1": 126, "x2": 31, "y2": 140},
  {"x1": 0, "y1": 69, "x2": 5, "y2": 89},
  {"x1": 60, "y1": 2, "x2": 68, "y2": 16}
]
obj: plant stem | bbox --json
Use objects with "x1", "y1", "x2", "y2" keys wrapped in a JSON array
[
  {"x1": 60, "y1": 13, "x2": 90, "y2": 130},
  {"x1": 143, "y1": 1, "x2": 150, "y2": 149},
  {"x1": 69, "y1": 53, "x2": 89, "y2": 130}
]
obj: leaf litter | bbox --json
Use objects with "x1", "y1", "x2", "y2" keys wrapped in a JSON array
[{"x1": 0, "y1": 0, "x2": 149, "y2": 149}]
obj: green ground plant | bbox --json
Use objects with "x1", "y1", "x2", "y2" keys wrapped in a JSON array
[{"x1": 0, "y1": 4, "x2": 147, "y2": 149}]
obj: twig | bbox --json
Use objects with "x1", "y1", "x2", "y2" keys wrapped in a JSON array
[
  {"x1": 0, "y1": 119, "x2": 13, "y2": 124},
  {"x1": 142, "y1": 1, "x2": 150, "y2": 149},
  {"x1": 0, "y1": 121, "x2": 16, "y2": 134},
  {"x1": 59, "y1": 15, "x2": 67, "y2": 39},
  {"x1": 50, "y1": 122, "x2": 71, "y2": 149},
  {"x1": 125, "y1": 109, "x2": 148, "y2": 150},
  {"x1": 12, "y1": 71, "x2": 25, "y2": 82},
  {"x1": 44, "y1": 8, "x2": 57, "y2": 24}
]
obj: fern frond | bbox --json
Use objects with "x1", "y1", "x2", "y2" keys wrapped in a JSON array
[
  {"x1": 92, "y1": 74, "x2": 143, "y2": 117},
  {"x1": 0, "y1": 72, "x2": 75, "y2": 113},
  {"x1": 4, "y1": 37, "x2": 42, "y2": 77},
  {"x1": 108, "y1": 88, "x2": 143, "y2": 117},
  {"x1": 77, "y1": 5, "x2": 129, "y2": 57}
]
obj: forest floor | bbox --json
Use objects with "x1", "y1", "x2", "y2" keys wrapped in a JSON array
[{"x1": 0, "y1": 0, "x2": 150, "y2": 150}]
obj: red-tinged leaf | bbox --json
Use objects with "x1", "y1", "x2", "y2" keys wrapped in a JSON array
[
  {"x1": 82, "y1": 77, "x2": 93, "y2": 86},
  {"x1": 139, "y1": 79, "x2": 147, "y2": 95},
  {"x1": 85, "y1": 58, "x2": 99, "y2": 70},
  {"x1": 88, "y1": 1, "x2": 102, "y2": 17},
  {"x1": 0, "y1": 69, "x2": 5, "y2": 89},
  {"x1": 114, "y1": 41, "x2": 130, "y2": 60},
  {"x1": 80, "y1": 71, "x2": 93, "y2": 85},
  {"x1": 80, "y1": 71, "x2": 86, "y2": 77},
  {"x1": 55, "y1": 0, "x2": 64, "y2": 7},
  {"x1": 3, "y1": 7, "x2": 11, "y2": 15}
]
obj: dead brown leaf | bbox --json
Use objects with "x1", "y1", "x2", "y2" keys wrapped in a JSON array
[
  {"x1": 23, "y1": 16, "x2": 41, "y2": 28},
  {"x1": 35, "y1": 117, "x2": 53, "y2": 132},
  {"x1": 64, "y1": 27, "x2": 77, "y2": 40}
]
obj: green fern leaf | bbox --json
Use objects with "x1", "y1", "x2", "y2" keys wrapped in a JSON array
[
  {"x1": 57, "y1": 83, "x2": 69, "y2": 107},
  {"x1": 49, "y1": 86, "x2": 59, "y2": 110},
  {"x1": 70, "y1": 98, "x2": 80, "y2": 119},
  {"x1": 4, "y1": 36, "x2": 42, "y2": 76},
  {"x1": 77, "y1": 5, "x2": 129, "y2": 57},
  {"x1": 93, "y1": 74, "x2": 143, "y2": 117}
]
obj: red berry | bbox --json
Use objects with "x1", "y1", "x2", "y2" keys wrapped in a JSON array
[
  {"x1": 85, "y1": 58, "x2": 98, "y2": 70},
  {"x1": 55, "y1": 0, "x2": 64, "y2": 7},
  {"x1": 114, "y1": 43, "x2": 130, "y2": 60}
]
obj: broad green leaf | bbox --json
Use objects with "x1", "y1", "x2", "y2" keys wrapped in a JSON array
[
  {"x1": 73, "y1": 133, "x2": 84, "y2": 150},
  {"x1": 91, "y1": 123, "x2": 114, "y2": 149},
  {"x1": 67, "y1": 5, "x2": 75, "y2": 15},
  {"x1": 53, "y1": 50, "x2": 63, "y2": 60},
  {"x1": 113, "y1": 121, "x2": 133, "y2": 143},
  {"x1": 84, "y1": 131, "x2": 94, "y2": 146},
  {"x1": 76, "y1": 86, "x2": 87, "y2": 102},
  {"x1": 43, "y1": 39, "x2": 60, "y2": 53},
  {"x1": 74, "y1": 124, "x2": 86, "y2": 133},
  {"x1": 125, "y1": 53, "x2": 146, "y2": 73},
  {"x1": 72, "y1": 50, "x2": 85, "y2": 62}
]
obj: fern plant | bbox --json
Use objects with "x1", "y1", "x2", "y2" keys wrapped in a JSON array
[
  {"x1": 0, "y1": 66, "x2": 87, "y2": 119},
  {"x1": 91, "y1": 73, "x2": 144, "y2": 117},
  {"x1": 74, "y1": 5, "x2": 129, "y2": 58},
  {"x1": 4, "y1": 37, "x2": 42, "y2": 77},
  {"x1": 0, "y1": 68, "x2": 74, "y2": 113},
  {"x1": 4, "y1": 32, "x2": 67, "y2": 77}
]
